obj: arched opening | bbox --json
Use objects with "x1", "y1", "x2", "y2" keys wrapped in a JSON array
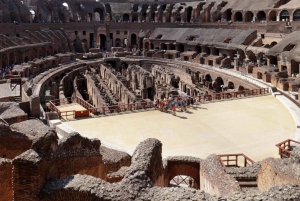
[
  {"x1": 293, "y1": 10, "x2": 300, "y2": 21},
  {"x1": 269, "y1": 55, "x2": 277, "y2": 66},
  {"x1": 94, "y1": 8, "x2": 104, "y2": 22},
  {"x1": 291, "y1": 59, "x2": 299, "y2": 76},
  {"x1": 15, "y1": 51, "x2": 22, "y2": 64},
  {"x1": 132, "y1": 14, "x2": 138, "y2": 22},
  {"x1": 228, "y1": 81, "x2": 234, "y2": 89},
  {"x1": 47, "y1": 46, "x2": 53, "y2": 56},
  {"x1": 133, "y1": 4, "x2": 139, "y2": 12},
  {"x1": 115, "y1": 38, "x2": 121, "y2": 47},
  {"x1": 131, "y1": 33, "x2": 137, "y2": 46},
  {"x1": 205, "y1": 74, "x2": 212, "y2": 82},
  {"x1": 150, "y1": 43, "x2": 154, "y2": 49},
  {"x1": 31, "y1": 48, "x2": 37, "y2": 60},
  {"x1": 234, "y1": 12, "x2": 243, "y2": 22},
  {"x1": 141, "y1": 4, "x2": 149, "y2": 21},
  {"x1": 214, "y1": 77, "x2": 224, "y2": 92},
  {"x1": 177, "y1": 44, "x2": 184, "y2": 52},
  {"x1": 238, "y1": 86, "x2": 245, "y2": 91},
  {"x1": 169, "y1": 44, "x2": 175, "y2": 50},
  {"x1": 161, "y1": 43, "x2": 167, "y2": 50},
  {"x1": 39, "y1": 47, "x2": 46, "y2": 57},
  {"x1": 244, "y1": 11, "x2": 254, "y2": 22},
  {"x1": 100, "y1": 34, "x2": 106, "y2": 49},
  {"x1": 212, "y1": 11, "x2": 222, "y2": 22},
  {"x1": 280, "y1": 10, "x2": 290, "y2": 21},
  {"x1": 123, "y1": 13, "x2": 130, "y2": 22},
  {"x1": 257, "y1": 11, "x2": 266, "y2": 21},
  {"x1": 186, "y1": 7, "x2": 193, "y2": 22},
  {"x1": 223, "y1": 9, "x2": 232, "y2": 21},
  {"x1": 283, "y1": 44, "x2": 295, "y2": 52},
  {"x1": 268, "y1": 10, "x2": 277, "y2": 21},
  {"x1": 257, "y1": 72, "x2": 263, "y2": 79},
  {"x1": 270, "y1": 41, "x2": 277, "y2": 48},
  {"x1": 114, "y1": 14, "x2": 121, "y2": 22}
]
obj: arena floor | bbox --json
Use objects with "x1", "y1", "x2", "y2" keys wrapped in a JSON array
[{"x1": 63, "y1": 95, "x2": 296, "y2": 161}]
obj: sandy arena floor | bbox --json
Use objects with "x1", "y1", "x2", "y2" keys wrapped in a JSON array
[{"x1": 63, "y1": 95, "x2": 296, "y2": 161}]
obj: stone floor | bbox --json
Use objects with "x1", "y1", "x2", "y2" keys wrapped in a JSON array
[{"x1": 63, "y1": 95, "x2": 296, "y2": 161}]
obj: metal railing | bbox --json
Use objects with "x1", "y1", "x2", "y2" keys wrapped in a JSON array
[
  {"x1": 275, "y1": 139, "x2": 300, "y2": 158},
  {"x1": 218, "y1": 153, "x2": 255, "y2": 167}
]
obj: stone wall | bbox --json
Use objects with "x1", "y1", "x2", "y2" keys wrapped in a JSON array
[
  {"x1": 199, "y1": 154, "x2": 240, "y2": 197},
  {"x1": 0, "y1": 158, "x2": 13, "y2": 201},
  {"x1": 258, "y1": 157, "x2": 300, "y2": 191},
  {"x1": 12, "y1": 132, "x2": 104, "y2": 201}
]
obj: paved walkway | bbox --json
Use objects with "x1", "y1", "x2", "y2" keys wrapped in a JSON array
[{"x1": 63, "y1": 95, "x2": 296, "y2": 161}]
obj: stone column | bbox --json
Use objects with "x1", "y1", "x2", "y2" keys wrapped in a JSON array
[{"x1": 29, "y1": 95, "x2": 40, "y2": 118}]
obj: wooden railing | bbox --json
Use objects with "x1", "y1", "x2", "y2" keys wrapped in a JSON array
[
  {"x1": 48, "y1": 88, "x2": 268, "y2": 119},
  {"x1": 218, "y1": 153, "x2": 255, "y2": 167},
  {"x1": 275, "y1": 139, "x2": 300, "y2": 158}
]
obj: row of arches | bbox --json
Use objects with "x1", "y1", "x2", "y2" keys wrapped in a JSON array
[
  {"x1": 229, "y1": 10, "x2": 300, "y2": 22},
  {"x1": 1, "y1": 46, "x2": 53, "y2": 68}
]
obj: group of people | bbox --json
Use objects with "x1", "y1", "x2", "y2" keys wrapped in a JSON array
[
  {"x1": 0, "y1": 64, "x2": 16, "y2": 79},
  {"x1": 154, "y1": 96, "x2": 200, "y2": 116}
]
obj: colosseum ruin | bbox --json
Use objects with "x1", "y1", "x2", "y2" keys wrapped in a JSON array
[{"x1": 1, "y1": 0, "x2": 300, "y2": 200}]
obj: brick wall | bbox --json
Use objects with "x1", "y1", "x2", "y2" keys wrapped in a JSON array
[{"x1": 0, "y1": 158, "x2": 13, "y2": 201}]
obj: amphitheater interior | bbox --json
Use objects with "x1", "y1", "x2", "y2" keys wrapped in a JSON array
[{"x1": 2, "y1": 0, "x2": 300, "y2": 200}]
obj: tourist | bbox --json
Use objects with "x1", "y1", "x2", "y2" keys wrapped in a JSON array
[
  {"x1": 182, "y1": 99, "x2": 187, "y2": 111},
  {"x1": 190, "y1": 96, "x2": 194, "y2": 107},
  {"x1": 171, "y1": 101, "x2": 176, "y2": 116}
]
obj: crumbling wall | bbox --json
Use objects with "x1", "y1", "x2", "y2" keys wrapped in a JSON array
[
  {"x1": 258, "y1": 151, "x2": 300, "y2": 191},
  {"x1": 0, "y1": 158, "x2": 13, "y2": 201},
  {"x1": 199, "y1": 154, "x2": 240, "y2": 197},
  {"x1": 13, "y1": 132, "x2": 104, "y2": 201}
]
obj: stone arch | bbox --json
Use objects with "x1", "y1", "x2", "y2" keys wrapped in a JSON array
[
  {"x1": 257, "y1": 11, "x2": 266, "y2": 21},
  {"x1": 214, "y1": 77, "x2": 224, "y2": 92},
  {"x1": 150, "y1": 4, "x2": 158, "y2": 21},
  {"x1": 244, "y1": 11, "x2": 254, "y2": 22},
  {"x1": 94, "y1": 8, "x2": 104, "y2": 22},
  {"x1": 99, "y1": 34, "x2": 106, "y2": 48},
  {"x1": 31, "y1": 48, "x2": 38, "y2": 60},
  {"x1": 228, "y1": 81, "x2": 234, "y2": 89},
  {"x1": 248, "y1": 51, "x2": 257, "y2": 62},
  {"x1": 238, "y1": 86, "x2": 245, "y2": 91},
  {"x1": 293, "y1": 9, "x2": 300, "y2": 21},
  {"x1": 169, "y1": 44, "x2": 175, "y2": 50},
  {"x1": 186, "y1": 7, "x2": 193, "y2": 22},
  {"x1": 223, "y1": 9, "x2": 232, "y2": 21},
  {"x1": 283, "y1": 43, "x2": 295, "y2": 52},
  {"x1": 268, "y1": 10, "x2": 277, "y2": 21},
  {"x1": 280, "y1": 10, "x2": 290, "y2": 21},
  {"x1": 123, "y1": 13, "x2": 130, "y2": 22},
  {"x1": 167, "y1": 161, "x2": 200, "y2": 189},
  {"x1": 141, "y1": 4, "x2": 149, "y2": 21},
  {"x1": 234, "y1": 11, "x2": 243, "y2": 22},
  {"x1": 269, "y1": 55, "x2": 277, "y2": 66},
  {"x1": 131, "y1": 33, "x2": 137, "y2": 46},
  {"x1": 161, "y1": 43, "x2": 167, "y2": 50},
  {"x1": 270, "y1": 41, "x2": 277, "y2": 48},
  {"x1": 132, "y1": 13, "x2": 138, "y2": 22},
  {"x1": 205, "y1": 74, "x2": 212, "y2": 82}
]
